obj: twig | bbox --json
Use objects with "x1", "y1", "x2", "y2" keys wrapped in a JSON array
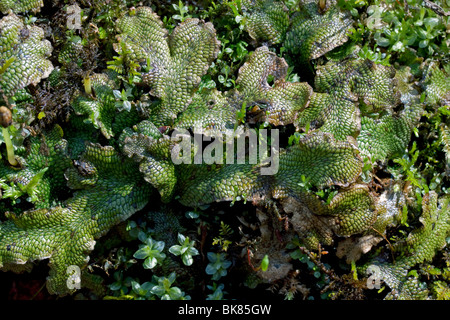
[
  {"x1": 30, "y1": 282, "x2": 46, "y2": 300},
  {"x1": 423, "y1": 0, "x2": 450, "y2": 16},
  {"x1": 298, "y1": 246, "x2": 338, "y2": 281},
  {"x1": 370, "y1": 226, "x2": 396, "y2": 264}
]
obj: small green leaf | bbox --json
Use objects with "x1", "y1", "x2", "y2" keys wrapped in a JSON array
[
  {"x1": 169, "y1": 245, "x2": 182, "y2": 256},
  {"x1": 109, "y1": 282, "x2": 122, "y2": 291},
  {"x1": 417, "y1": 28, "x2": 428, "y2": 39},
  {"x1": 407, "y1": 269, "x2": 419, "y2": 278},
  {"x1": 169, "y1": 287, "x2": 183, "y2": 299},
  {"x1": 131, "y1": 280, "x2": 141, "y2": 293},
  {"x1": 377, "y1": 286, "x2": 385, "y2": 294},
  {"x1": 376, "y1": 36, "x2": 390, "y2": 47},
  {"x1": 419, "y1": 39, "x2": 429, "y2": 48},
  {"x1": 0, "y1": 57, "x2": 15, "y2": 75},
  {"x1": 182, "y1": 254, "x2": 194, "y2": 266},
  {"x1": 188, "y1": 246, "x2": 199, "y2": 256},
  {"x1": 153, "y1": 240, "x2": 165, "y2": 252},
  {"x1": 185, "y1": 211, "x2": 200, "y2": 219},
  {"x1": 260, "y1": 254, "x2": 269, "y2": 272},
  {"x1": 98, "y1": 27, "x2": 107, "y2": 39},
  {"x1": 113, "y1": 89, "x2": 122, "y2": 100},
  {"x1": 392, "y1": 41, "x2": 404, "y2": 51},
  {"x1": 423, "y1": 17, "x2": 439, "y2": 29},
  {"x1": 420, "y1": 92, "x2": 426, "y2": 103},
  {"x1": 351, "y1": 260, "x2": 358, "y2": 280},
  {"x1": 151, "y1": 285, "x2": 165, "y2": 296},
  {"x1": 177, "y1": 233, "x2": 186, "y2": 244},
  {"x1": 133, "y1": 247, "x2": 149, "y2": 260},
  {"x1": 122, "y1": 100, "x2": 132, "y2": 112},
  {"x1": 38, "y1": 111, "x2": 46, "y2": 120},
  {"x1": 143, "y1": 256, "x2": 158, "y2": 269}
]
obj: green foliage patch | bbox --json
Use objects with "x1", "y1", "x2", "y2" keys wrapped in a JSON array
[{"x1": 0, "y1": 0, "x2": 449, "y2": 301}]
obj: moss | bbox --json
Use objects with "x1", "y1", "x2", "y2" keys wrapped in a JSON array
[{"x1": 0, "y1": 0, "x2": 449, "y2": 300}]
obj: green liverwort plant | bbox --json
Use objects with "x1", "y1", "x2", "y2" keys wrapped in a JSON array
[
  {"x1": 168, "y1": 233, "x2": 199, "y2": 266},
  {"x1": 133, "y1": 231, "x2": 166, "y2": 269},
  {"x1": 205, "y1": 252, "x2": 232, "y2": 281}
]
